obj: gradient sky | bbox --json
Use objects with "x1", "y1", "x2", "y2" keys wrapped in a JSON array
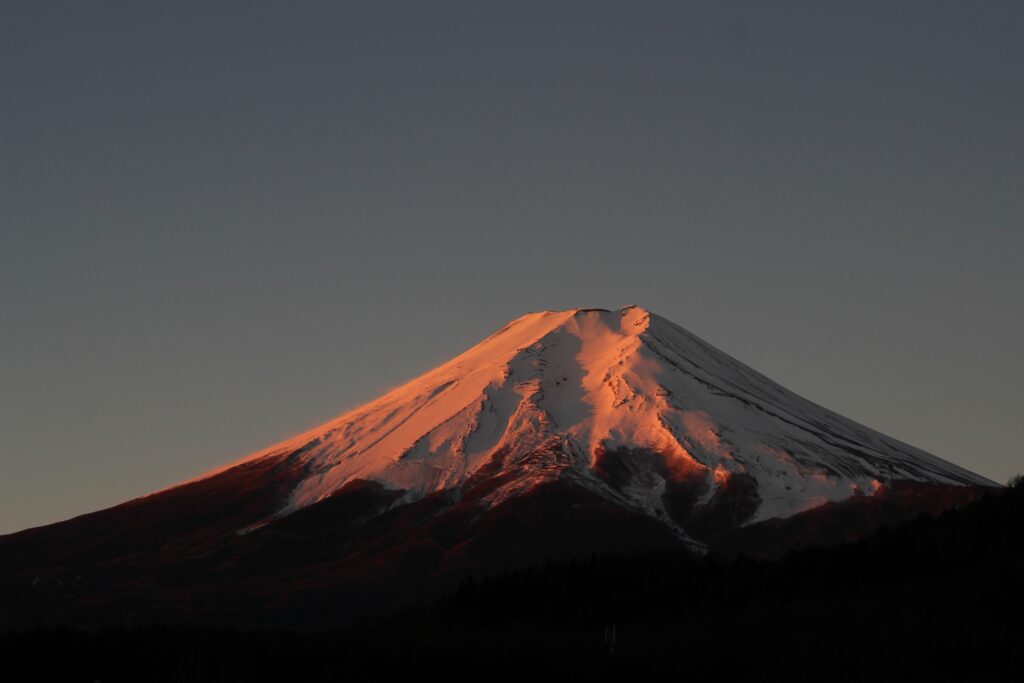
[{"x1": 2, "y1": 1, "x2": 1022, "y2": 534}]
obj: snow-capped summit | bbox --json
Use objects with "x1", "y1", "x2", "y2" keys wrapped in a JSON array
[
  {"x1": 1, "y1": 306, "x2": 998, "y2": 627},
  {"x1": 187, "y1": 305, "x2": 993, "y2": 541}
]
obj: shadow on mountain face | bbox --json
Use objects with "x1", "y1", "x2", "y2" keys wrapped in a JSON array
[
  {"x1": 2, "y1": 477, "x2": 1020, "y2": 681},
  {"x1": 0, "y1": 437, "x2": 998, "y2": 632}
]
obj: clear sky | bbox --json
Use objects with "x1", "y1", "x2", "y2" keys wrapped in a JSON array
[{"x1": 2, "y1": 1, "x2": 1022, "y2": 534}]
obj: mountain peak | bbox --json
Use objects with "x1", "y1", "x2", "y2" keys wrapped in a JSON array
[
  {"x1": 513, "y1": 304, "x2": 650, "y2": 320},
  {"x1": 184, "y1": 305, "x2": 992, "y2": 535},
  {"x1": 3, "y1": 306, "x2": 999, "y2": 629}
]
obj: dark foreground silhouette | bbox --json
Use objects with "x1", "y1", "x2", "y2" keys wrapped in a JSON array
[{"x1": 2, "y1": 476, "x2": 1020, "y2": 681}]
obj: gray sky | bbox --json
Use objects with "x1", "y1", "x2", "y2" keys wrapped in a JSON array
[{"x1": 2, "y1": 1, "x2": 1022, "y2": 534}]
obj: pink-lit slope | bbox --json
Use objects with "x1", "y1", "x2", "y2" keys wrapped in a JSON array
[{"x1": 170, "y1": 306, "x2": 993, "y2": 539}]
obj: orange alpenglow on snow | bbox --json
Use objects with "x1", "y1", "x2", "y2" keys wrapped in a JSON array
[{"x1": 163, "y1": 306, "x2": 995, "y2": 541}]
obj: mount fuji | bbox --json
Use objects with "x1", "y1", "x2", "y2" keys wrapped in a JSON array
[{"x1": 0, "y1": 306, "x2": 997, "y2": 627}]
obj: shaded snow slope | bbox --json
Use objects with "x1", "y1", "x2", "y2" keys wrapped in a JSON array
[{"x1": 176, "y1": 306, "x2": 995, "y2": 529}]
